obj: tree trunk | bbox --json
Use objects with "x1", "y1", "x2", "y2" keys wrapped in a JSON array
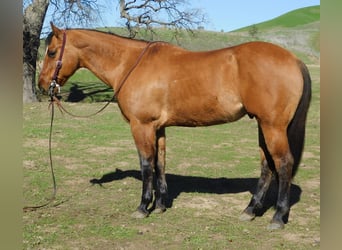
[{"x1": 23, "y1": 0, "x2": 49, "y2": 103}]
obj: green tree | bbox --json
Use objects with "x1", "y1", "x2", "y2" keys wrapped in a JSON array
[{"x1": 248, "y1": 24, "x2": 259, "y2": 39}]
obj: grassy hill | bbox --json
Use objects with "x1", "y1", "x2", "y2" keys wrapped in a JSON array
[
  {"x1": 38, "y1": 5, "x2": 320, "y2": 102},
  {"x1": 95, "y1": 5, "x2": 320, "y2": 62},
  {"x1": 230, "y1": 5, "x2": 320, "y2": 64},
  {"x1": 236, "y1": 6, "x2": 320, "y2": 31}
]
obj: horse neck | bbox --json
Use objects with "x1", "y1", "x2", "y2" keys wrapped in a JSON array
[{"x1": 73, "y1": 30, "x2": 148, "y2": 91}]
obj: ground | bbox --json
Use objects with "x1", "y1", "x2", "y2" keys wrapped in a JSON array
[{"x1": 23, "y1": 66, "x2": 320, "y2": 249}]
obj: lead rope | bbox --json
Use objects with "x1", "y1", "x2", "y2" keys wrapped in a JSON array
[
  {"x1": 23, "y1": 40, "x2": 158, "y2": 211},
  {"x1": 23, "y1": 97, "x2": 57, "y2": 212},
  {"x1": 23, "y1": 97, "x2": 94, "y2": 212}
]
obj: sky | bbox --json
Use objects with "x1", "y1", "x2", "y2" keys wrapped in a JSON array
[
  {"x1": 192, "y1": 0, "x2": 320, "y2": 31},
  {"x1": 44, "y1": 0, "x2": 320, "y2": 33},
  {"x1": 99, "y1": 0, "x2": 320, "y2": 32}
]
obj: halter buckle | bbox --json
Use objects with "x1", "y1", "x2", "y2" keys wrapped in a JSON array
[{"x1": 49, "y1": 80, "x2": 61, "y2": 97}]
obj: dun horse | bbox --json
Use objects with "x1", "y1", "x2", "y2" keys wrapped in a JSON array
[{"x1": 39, "y1": 23, "x2": 311, "y2": 230}]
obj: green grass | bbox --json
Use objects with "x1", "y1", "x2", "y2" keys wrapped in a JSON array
[
  {"x1": 24, "y1": 65, "x2": 320, "y2": 249},
  {"x1": 236, "y1": 6, "x2": 320, "y2": 31}
]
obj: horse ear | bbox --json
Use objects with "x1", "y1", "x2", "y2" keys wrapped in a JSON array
[{"x1": 50, "y1": 22, "x2": 62, "y2": 39}]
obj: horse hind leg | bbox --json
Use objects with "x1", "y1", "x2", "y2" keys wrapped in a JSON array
[
  {"x1": 153, "y1": 127, "x2": 168, "y2": 214},
  {"x1": 260, "y1": 123, "x2": 294, "y2": 230},
  {"x1": 240, "y1": 124, "x2": 273, "y2": 221}
]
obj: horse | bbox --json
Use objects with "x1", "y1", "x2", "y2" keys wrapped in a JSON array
[{"x1": 38, "y1": 23, "x2": 311, "y2": 230}]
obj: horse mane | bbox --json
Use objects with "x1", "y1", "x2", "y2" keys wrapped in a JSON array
[{"x1": 45, "y1": 28, "x2": 151, "y2": 46}]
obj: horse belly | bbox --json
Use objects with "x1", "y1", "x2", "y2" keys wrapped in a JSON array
[{"x1": 167, "y1": 92, "x2": 246, "y2": 127}]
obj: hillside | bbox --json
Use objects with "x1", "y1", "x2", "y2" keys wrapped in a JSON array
[
  {"x1": 229, "y1": 5, "x2": 320, "y2": 64},
  {"x1": 97, "y1": 5, "x2": 320, "y2": 64},
  {"x1": 236, "y1": 6, "x2": 320, "y2": 31}
]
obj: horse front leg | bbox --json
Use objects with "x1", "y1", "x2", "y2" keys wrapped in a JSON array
[{"x1": 130, "y1": 121, "x2": 156, "y2": 219}]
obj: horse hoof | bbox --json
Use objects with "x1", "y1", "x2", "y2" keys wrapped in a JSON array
[
  {"x1": 267, "y1": 221, "x2": 284, "y2": 230},
  {"x1": 153, "y1": 207, "x2": 166, "y2": 214},
  {"x1": 131, "y1": 210, "x2": 149, "y2": 219},
  {"x1": 239, "y1": 212, "x2": 255, "y2": 221}
]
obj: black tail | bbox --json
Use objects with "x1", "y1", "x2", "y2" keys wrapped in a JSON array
[{"x1": 287, "y1": 60, "x2": 312, "y2": 177}]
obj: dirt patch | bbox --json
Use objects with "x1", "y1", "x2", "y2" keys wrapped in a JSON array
[
  {"x1": 303, "y1": 151, "x2": 319, "y2": 159},
  {"x1": 86, "y1": 146, "x2": 122, "y2": 155},
  {"x1": 23, "y1": 160, "x2": 37, "y2": 170},
  {"x1": 283, "y1": 231, "x2": 320, "y2": 247},
  {"x1": 179, "y1": 196, "x2": 220, "y2": 210},
  {"x1": 23, "y1": 138, "x2": 50, "y2": 148}
]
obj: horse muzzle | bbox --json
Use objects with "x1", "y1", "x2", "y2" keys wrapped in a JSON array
[{"x1": 38, "y1": 75, "x2": 50, "y2": 95}]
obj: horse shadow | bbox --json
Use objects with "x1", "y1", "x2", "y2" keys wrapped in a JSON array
[
  {"x1": 66, "y1": 83, "x2": 113, "y2": 102},
  {"x1": 90, "y1": 168, "x2": 302, "y2": 220}
]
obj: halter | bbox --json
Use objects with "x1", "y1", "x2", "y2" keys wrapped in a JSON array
[{"x1": 49, "y1": 31, "x2": 67, "y2": 98}]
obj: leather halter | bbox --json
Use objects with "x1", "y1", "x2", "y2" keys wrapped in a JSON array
[{"x1": 49, "y1": 31, "x2": 67, "y2": 97}]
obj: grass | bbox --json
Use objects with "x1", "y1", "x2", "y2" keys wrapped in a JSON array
[
  {"x1": 23, "y1": 65, "x2": 320, "y2": 249},
  {"x1": 236, "y1": 6, "x2": 320, "y2": 31}
]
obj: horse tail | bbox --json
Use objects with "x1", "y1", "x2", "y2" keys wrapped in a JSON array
[{"x1": 288, "y1": 60, "x2": 312, "y2": 177}]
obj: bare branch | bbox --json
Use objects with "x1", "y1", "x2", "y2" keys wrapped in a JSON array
[
  {"x1": 119, "y1": 0, "x2": 207, "y2": 38},
  {"x1": 48, "y1": 0, "x2": 101, "y2": 28}
]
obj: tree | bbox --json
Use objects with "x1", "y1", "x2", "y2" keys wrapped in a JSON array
[
  {"x1": 23, "y1": 0, "x2": 49, "y2": 102},
  {"x1": 248, "y1": 24, "x2": 259, "y2": 39},
  {"x1": 23, "y1": 0, "x2": 101, "y2": 103},
  {"x1": 119, "y1": 0, "x2": 206, "y2": 37},
  {"x1": 23, "y1": 0, "x2": 206, "y2": 103}
]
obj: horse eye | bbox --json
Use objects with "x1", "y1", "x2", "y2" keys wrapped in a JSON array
[{"x1": 47, "y1": 50, "x2": 57, "y2": 58}]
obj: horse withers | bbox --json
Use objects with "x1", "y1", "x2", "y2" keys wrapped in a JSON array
[{"x1": 38, "y1": 23, "x2": 311, "y2": 230}]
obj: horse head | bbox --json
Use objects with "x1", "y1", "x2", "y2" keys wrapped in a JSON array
[{"x1": 38, "y1": 22, "x2": 80, "y2": 96}]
